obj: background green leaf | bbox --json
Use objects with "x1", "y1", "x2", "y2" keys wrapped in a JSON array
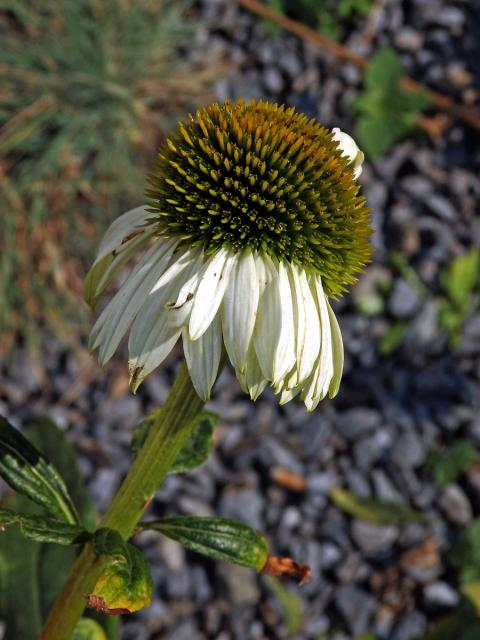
[
  {"x1": 427, "y1": 440, "x2": 480, "y2": 487},
  {"x1": 131, "y1": 410, "x2": 217, "y2": 474},
  {"x1": 263, "y1": 575, "x2": 303, "y2": 636},
  {"x1": 354, "y1": 47, "x2": 430, "y2": 158},
  {"x1": 0, "y1": 415, "x2": 79, "y2": 523},
  {"x1": 0, "y1": 418, "x2": 113, "y2": 640},
  {"x1": 330, "y1": 487, "x2": 430, "y2": 525}
]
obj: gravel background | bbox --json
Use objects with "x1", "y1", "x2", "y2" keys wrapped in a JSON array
[{"x1": 1, "y1": 1, "x2": 480, "y2": 638}]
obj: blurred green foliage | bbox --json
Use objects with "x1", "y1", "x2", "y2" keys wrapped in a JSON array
[
  {"x1": 263, "y1": 576, "x2": 303, "y2": 637},
  {"x1": 264, "y1": 0, "x2": 373, "y2": 39},
  {"x1": 0, "y1": 0, "x2": 214, "y2": 348},
  {"x1": 449, "y1": 520, "x2": 480, "y2": 588},
  {"x1": 427, "y1": 440, "x2": 480, "y2": 487},
  {"x1": 439, "y1": 249, "x2": 480, "y2": 345},
  {"x1": 354, "y1": 47, "x2": 430, "y2": 158},
  {"x1": 0, "y1": 418, "x2": 119, "y2": 640}
]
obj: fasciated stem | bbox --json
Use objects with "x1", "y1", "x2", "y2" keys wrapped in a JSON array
[{"x1": 40, "y1": 362, "x2": 204, "y2": 640}]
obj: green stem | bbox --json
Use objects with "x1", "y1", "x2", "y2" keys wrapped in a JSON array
[{"x1": 40, "y1": 362, "x2": 204, "y2": 640}]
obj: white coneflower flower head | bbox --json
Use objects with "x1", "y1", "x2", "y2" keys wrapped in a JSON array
[{"x1": 86, "y1": 100, "x2": 372, "y2": 410}]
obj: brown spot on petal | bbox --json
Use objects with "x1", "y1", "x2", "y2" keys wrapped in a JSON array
[
  {"x1": 121, "y1": 229, "x2": 144, "y2": 245},
  {"x1": 86, "y1": 594, "x2": 131, "y2": 616},
  {"x1": 261, "y1": 554, "x2": 312, "y2": 586}
]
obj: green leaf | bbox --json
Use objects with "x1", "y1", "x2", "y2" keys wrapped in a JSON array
[
  {"x1": 0, "y1": 415, "x2": 79, "y2": 523},
  {"x1": 330, "y1": 487, "x2": 430, "y2": 525},
  {"x1": 0, "y1": 507, "x2": 90, "y2": 544},
  {"x1": 354, "y1": 46, "x2": 430, "y2": 158},
  {"x1": 423, "y1": 603, "x2": 480, "y2": 639},
  {"x1": 449, "y1": 520, "x2": 480, "y2": 586},
  {"x1": 263, "y1": 575, "x2": 303, "y2": 636},
  {"x1": 131, "y1": 409, "x2": 217, "y2": 474},
  {"x1": 90, "y1": 528, "x2": 153, "y2": 615},
  {"x1": 378, "y1": 321, "x2": 408, "y2": 355},
  {"x1": 72, "y1": 618, "x2": 108, "y2": 640},
  {"x1": 140, "y1": 516, "x2": 270, "y2": 571},
  {"x1": 0, "y1": 418, "x2": 97, "y2": 640},
  {"x1": 441, "y1": 249, "x2": 480, "y2": 310},
  {"x1": 427, "y1": 440, "x2": 480, "y2": 487},
  {"x1": 338, "y1": 0, "x2": 373, "y2": 17}
]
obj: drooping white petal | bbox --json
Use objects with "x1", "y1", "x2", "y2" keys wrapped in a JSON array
[
  {"x1": 288, "y1": 264, "x2": 321, "y2": 384},
  {"x1": 89, "y1": 237, "x2": 178, "y2": 365},
  {"x1": 273, "y1": 262, "x2": 296, "y2": 384},
  {"x1": 254, "y1": 258, "x2": 296, "y2": 385},
  {"x1": 301, "y1": 276, "x2": 334, "y2": 411},
  {"x1": 332, "y1": 127, "x2": 364, "y2": 179},
  {"x1": 183, "y1": 313, "x2": 222, "y2": 400},
  {"x1": 85, "y1": 207, "x2": 156, "y2": 308},
  {"x1": 94, "y1": 205, "x2": 153, "y2": 264},
  {"x1": 237, "y1": 343, "x2": 268, "y2": 401},
  {"x1": 327, "y1": 300, "x2": 344, "y2": 398},
  {"x1": 166, "y1": 248, "x2": 205, "y2": 328},
  {"x1": 189, "y1": 248, "x2": 235, "y2": 340},
  {"x1": 85, "y1": 229, "x2": 155, "y2": 308},
  {"x1": 127, "y1": 249, "x2": 201, "y2": 391},
  {"x1": 279, "y1": 383, "x2": 302, "y2": 405},
  {"x1": 222, "y1": 250, "x2": 259, "y2": 372}
]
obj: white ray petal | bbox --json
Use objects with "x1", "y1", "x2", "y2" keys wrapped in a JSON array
[
  {"x1": 327, "y1": 300, "x2": 344, "y2": 399},
  {"x1": 237, "y1": 343, "x2": 268, "y2": 401},
  {"x1": 189, "y1": 248, "x2": 235, "y2": 340},
  {"x1": 89, "y1": 237, "x2": 178, "y2": 365},
  {"x1": 127, "y1": 249, "x2": 200, "y2": 391},
  {"x1": 85, "y1": 229, "x2": 155, "y2": 308},
  {"x1": 301, "y1": 276, "x2": 334, "y2": 411},
  {"x1": 95, "y1": 205, "x2": 153, "y2": 264},
  {"x1": 166, "y1": 248, "x2": 205, "y2": 328},
  {"x1": 222, "y1": 250, "x2": 259, "y2": 372},
  {"x1": 288, "y1": 264, "x2": 321, "y2": 384},
  {"x1": 183, "y1": 313, "x2": 222, "y2": 400},
  {"x1": 254, "y1": 258, "x2": 295, "y2": 384},
  {"x1": 279, "y1": 383, "x2": 302, "y2": 405},
  {"x1": 272, "y1": 262, "x2": 296, "y2": 384},
  {"x1": 331, "y1": 127, "x2": 364, "y2": 179}
]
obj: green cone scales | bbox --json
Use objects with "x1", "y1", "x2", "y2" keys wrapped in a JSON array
[{"x1": 147, "y1": 100, "x2": 371, "y2": 298}]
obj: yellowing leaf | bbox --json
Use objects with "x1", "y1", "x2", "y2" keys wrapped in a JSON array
[
  {"x1": 90, "y1": 528, "x2": 153, "y2": 615},
  {"x1": 72, "y1": 618, "x2": 108, "y2": 640}
]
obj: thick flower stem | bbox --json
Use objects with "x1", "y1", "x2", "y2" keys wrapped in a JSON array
[{"x1": 40, "y1": 363, "x2": 204, "y2": 640}]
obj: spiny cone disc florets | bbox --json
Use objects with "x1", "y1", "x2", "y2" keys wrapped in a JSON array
[{"x1": 147, "y1": 100, "x2": 372, "y2": 298}]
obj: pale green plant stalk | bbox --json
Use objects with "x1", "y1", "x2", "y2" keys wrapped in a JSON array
[{"x1": 40, "y1": 363, "x2": 204, "y2": 640}]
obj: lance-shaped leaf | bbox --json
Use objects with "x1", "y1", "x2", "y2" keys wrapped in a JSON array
[
  {"x1": 0, "y1": 415, "x2": 79, "y2": 523},
  {"x1": 131, "y1": 410, "x2": 217, "y2": 474},
  {"x1": 89, "y1": 528, "x2": 153, "y2": 615},
  {"x1": 140, "y1": 516, "x2": 311, "y2": 585},
  {"x1": 330, "y1": 487, "x2": 430, "y2": 525},
  {"x1": 0, "y1": 507, "x2": 90, "y2": 545},
  {"x1": 140, "y1": 516, "x2": 269, "y2": 570},
  {"x1": 72, "y1": 618, "x2": 108, "y2": 640}
]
